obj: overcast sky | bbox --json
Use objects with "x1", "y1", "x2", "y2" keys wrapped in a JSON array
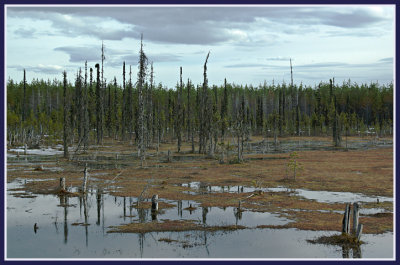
[{"x1": 5, "y1": 5, "x2": 395, "y2": 88}]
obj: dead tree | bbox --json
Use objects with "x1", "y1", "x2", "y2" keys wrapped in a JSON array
[
  {"x1": 187, "y1": 79, "x2": 195, "y2": 153},
  {"x1": 177, "y1": 67, "x2": 183, "y2": 153},
  {"x1": 113, "y1": 77, "x2": 119, "y2": 140},
  {"x1": 147, "y1": 62, "x2": 154, "y2": 148},
  {"x1": 63, "y1": 71, "x2": 69, "y2": 158},
  {"x1": 127, "y1": 65, "x2": 133, "y2": 142},
  {"x1": 83, "y1": 61, "x2": 89, "y2": 151},
  {"x1": 199, "y1": 52, "x2": 210, "y2": 154},
  {"x1": 95, "y1": 63, "x2": 103, "y2": 145},
  {"x1": 22, "y1": 69, "x2": 27, "y2": 122},
  {"x1": 121, "y1": 62, "x2": 126, "y2": 141},
  {"x1": 221, "y1": 78, "x2": 228, "y2": 142},
  {"x1": 137, "y1": 34, "x2": 148, "y2": 167}
]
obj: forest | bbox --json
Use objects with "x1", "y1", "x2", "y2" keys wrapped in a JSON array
[{"x1": 6, "y1": 40, "x2": 393, "y2": 161}]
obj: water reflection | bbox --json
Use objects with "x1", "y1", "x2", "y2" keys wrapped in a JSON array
[
  {"x1": 96, "y1": 190, "x2": 101, "y2": 226},
  {"x1": 83, "y1": 193, "x2": 89, "y2": 247},
  {"x1": 342, "y1": 245, "x2": 362, "y2": 258},
  {"x1": 59, "y1": 195, "x2": 68, "y2": 244},
  {"x1": 202, "y1": 207, "x2": 208, "y2": 224},
  {"x1": 177, "y1": 200, "x2": 183, "y2": 217},
  {"x1": 6, "y1": 179, "x2": 393, "y2": 258}
]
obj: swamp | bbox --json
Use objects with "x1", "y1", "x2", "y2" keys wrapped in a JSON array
[{"x1": 6, "y1": 135, "x2": 393, "y2": 259}]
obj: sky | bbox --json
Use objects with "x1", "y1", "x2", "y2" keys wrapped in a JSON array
[{"x1": 5, "y1": 5, "x2": 395, "y2": 88}]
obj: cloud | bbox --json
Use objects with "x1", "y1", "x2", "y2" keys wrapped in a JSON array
[
  {"x1": 7, "y1": 6, "x2": 393, "y2": 45},
  {"x1": 378, "y1": 57, "x2": 393, "y2": 63},
  {"x1": 266, "y1": 56, "x2": 291, "y2": 61},
  {"x1": 9, "y1": 64, "x2": 65, "y2": 75},
  {"x1": 225, "y1": 63, "x2": 269, "y2": 68},
  {"x1": 54, "y1": 46, "x2": 100, "y2": 62},
  {"x1": 13, "y1": 27, "x2": 37, "y2": 38}
]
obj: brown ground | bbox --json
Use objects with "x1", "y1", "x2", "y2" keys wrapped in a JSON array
[{"x1": 7, "y1": 135, "x2": 393, "y2": 234}]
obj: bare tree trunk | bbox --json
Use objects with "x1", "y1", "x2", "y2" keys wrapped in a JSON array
[
  {"x1": 63, "y1": 71, "x2": 69, "y2": 158},
  {"x1": 199, "y1": 52, "x2": 210, "y2": 154},
  {"x1": 177, "y1": 67, "x2": 183, "y2": 153},
  {"x1": 95, "y1": 63, "x2": 103, "y2": 145},
  {"x1": 22, "y1": 69, "x2": 26, "y2": 122},
  {"x1": 137, "y1": 34, "x2": 148, "y2": 167},
  {"x1": 83, "y1": 61, "x2": 89, "y2": 151}
]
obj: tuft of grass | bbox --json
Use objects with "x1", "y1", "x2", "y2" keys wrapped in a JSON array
[
  {"x1": 307, "y1": 233, "x2": 364, "y2": 247},
  {"x1": 108, "y1": 219, "x2": 246, "y2": 234}
]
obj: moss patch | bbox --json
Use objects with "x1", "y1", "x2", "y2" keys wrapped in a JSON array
[{"x1": 108, "y1": 219, "x2": 246, "y2": 234}]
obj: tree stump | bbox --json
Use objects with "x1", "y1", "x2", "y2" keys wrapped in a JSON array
[
  {"x1": 60, "y1": 177, "x2": 66, "y2": 191},
  {"x1": 356, "y1": 224, "x2": 363, "y2": 242},
  {"x1": 342, "y1": 203, "x2": 351, "y2": 234},
  {"x1": 352, "y1": 203, "x2": 359, "y2": 235},
  {"x1": 151, "y1": 194, "x2": 159, "y2": 211}
]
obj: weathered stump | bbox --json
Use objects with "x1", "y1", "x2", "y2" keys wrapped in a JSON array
[
  {"x1": 60, "y1": 177, "x2": 66, "y2": 191},
  {"x1": 356, "y1": 224, "x2": 363, "y2": 242},
  {"x1": 342, "y1": 203, "x2": 351, "y2": 234},
  {"x1": 151, "y1": 194, "x2": 159, "y2": 211},
  {"x1": 352, "y1": 203, "x2": 359, "y2": 235}
]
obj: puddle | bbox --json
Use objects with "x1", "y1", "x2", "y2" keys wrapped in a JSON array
[
  {"x1": 180, "y1": 182, "x2": 392, "y2": 205},
  {"x1": 9, "y1": 147, "x2": 63, "y2": 156},
  {"x1": 6, "y1": 179, "x2": 393, "y2": 259},
  {"x1": 288, "y1": 188, "x2": 392, "y2": 204}
]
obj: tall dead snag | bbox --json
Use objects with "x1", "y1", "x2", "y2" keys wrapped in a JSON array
[
  {"x1": 127, "y1": 65, "x2": 133, "y2": 142},
  {"x1": 113, "y1": 77, "x2": 119, "y2": 140},
  {"x1": 177, "y1": 67, "x2": 183, "y2": 153},
  {"x1": 95, "y1": 63, "x2": 103, "y2": 145},
  {"x1": 147, "y1": 62, "x2": 154, "y2": 148},
  {"x1": 83, "y1": 61, "x2": 89, "y2": 151},
  {"x1": 221, "y1": 78, "x2": 228, "y2": 142},
  {"x1": 106, "y1": 78, "x2": 112, "y2": 137},
  {"x1": 88, "y1": 68, "x2": 94, "y2": 137},
  {"x1": 330, "y1": 78, "x2": 341, "y2": 147},
  {"x1": 290, "y1": 59, "x2": 300, "y2": 136},
  {"x1": 74, "y1": 68, "x2": 87, "y2": 153},
  {"x1": 137, "y1": 34, "x2": 148, "y2": 167},
  {"x1": 63, "y1": 71, "x2": 69, "y2": 158},
  {"x1": 199, "y1": 52, "x2": 210, "y2": 154},
  {"x1": 22, "y1": 69, "x2": 27, "y2": 122},
  {"x1": 121, "y1": 62, "x2": 126, "y2": 141},
  {"x1": 187, "y1": 79, "x2": 195, "y2": 153}
]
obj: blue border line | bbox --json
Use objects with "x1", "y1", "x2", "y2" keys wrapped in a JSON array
[{"x1": 1, "y1": 1, "x2": 398, "y2": 264}]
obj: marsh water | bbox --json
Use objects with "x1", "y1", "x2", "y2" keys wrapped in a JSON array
[
  {"x1": 7, "y1": 178, "x2": 393, "y2": 259},
  {"x1": 6, "y1": 143, "x2": 394, "y2": 259}
]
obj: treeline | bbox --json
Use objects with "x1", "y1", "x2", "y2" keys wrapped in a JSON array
[{"x1": 7, "y1": 41, "x2": 393, "y2": 161}]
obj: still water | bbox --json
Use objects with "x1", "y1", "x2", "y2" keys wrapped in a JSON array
[{"x1": 6, "y1": 179, "x2": 393, "y2": 259}]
